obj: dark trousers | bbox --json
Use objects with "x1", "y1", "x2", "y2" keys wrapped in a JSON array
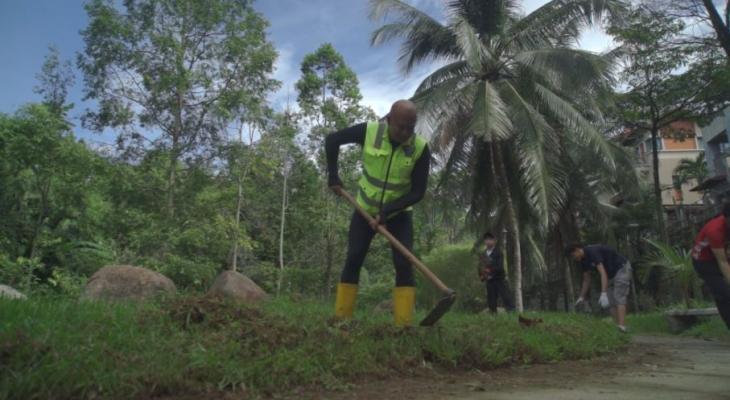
[
  {"x1": 340, "y1": 211, "x2": 414, "y2": 287},
  {"x1": 486, "y1": 278, "x2": 514, "y2": 313},
  {"x1": 693, "y1": 259, "x2": 730, "y2": 329}
]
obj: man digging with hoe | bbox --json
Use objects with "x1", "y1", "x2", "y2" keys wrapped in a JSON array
[{"x1": 325, "y1": 99, "x2": 430, "y2": 327}]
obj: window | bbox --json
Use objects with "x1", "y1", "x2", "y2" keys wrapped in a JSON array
[
  {"x1": 645, "y1": 137, "x2": 663, "y2": 151},
  {"x1": 696, "y1": 137, "x2": 705, "y2": 151}
]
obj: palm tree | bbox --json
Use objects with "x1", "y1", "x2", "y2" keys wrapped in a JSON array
[
  {"x1": 674, "y1": 153, "x2": 708, "y2": 186},
  {"x1": 370, "y1": 0, "x2": 629, "y2": 311},
  {"x1": 641, "y1": 238, "x2": 702, "y2": 307}
]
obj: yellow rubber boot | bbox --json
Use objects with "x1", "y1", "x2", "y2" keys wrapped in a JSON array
[
  {"x1": 334, "y1": 283, "x2": 358, "y2": 319},
  {"x1": 393, "y1": 286, "x2": 416, "y2": 327}
]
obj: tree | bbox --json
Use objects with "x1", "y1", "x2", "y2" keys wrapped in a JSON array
[
  {"x1": 648, "y1": 0, "x2": 730, "y2": 60},
  {"x1": 370, "y1": 0, "x2": 627, "y2": 311},
  {"x1": 674, "y1": 153, "x2": 708, "y2": 186},
  {"x1": 608, "y1": 5, "x2": 730, "y2": 241},
  {"x1": 78, "y1": 0, "x2": 279, "y2": 219},
  {"x1": 34, "y1": 45, "x2": 75, "y2": 117},
  {"x1": 0, "y1": 105, "x2": 105, "y2": 273},
  {"x1": 296, "y1": 43, "x2": 371, "y2": 139},
  {"x1": 294, "y1": 43, "x2": 374, "y2": 297}
]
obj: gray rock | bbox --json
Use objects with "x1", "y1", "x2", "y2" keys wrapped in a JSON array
[
  {"x1": 207, "y1": 270, "x2": 268, "y2": 303},
  {"x1": 0, "y1": 284, "x2": 27, "y2": 300},
  {"x1": 84, "y1": 265, "x2": 176, "y2": 301}
]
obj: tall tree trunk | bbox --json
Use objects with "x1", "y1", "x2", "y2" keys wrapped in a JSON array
[
  {"x1": 277, "y1": 160, "x2": 289, "y2": 297},
  {"x1": 702, "y1": 0, "x2": 730, "y2": 59},
  {"x1": 27, "y1": 179, "x2": 50, "y2": 259},
  {"x1": 167, "y1": 135, "x2": 179, "y2": 219},
  {"x1": 650, "y1": 127, "x2": 668, "y2": 242},
  {"x1": 231, "y1": 176, "x2": 243, "y2": 272},
  {"x1": 230, "y1": 123, "x2": 256, "y2": 271},
  {"x1": 491, "y1": 142, "x2": 524, "y2": 312},
  {"x1": 559, "y1": 230, "x2": 576, "y2": 312},
  {"x1": 322, "y1": 192, "x2": 335, "y2": 298}
]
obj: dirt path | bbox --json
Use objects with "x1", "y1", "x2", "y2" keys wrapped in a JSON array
[{"x1": 305, "y1": 335, "x2": 729, "y2": 400}]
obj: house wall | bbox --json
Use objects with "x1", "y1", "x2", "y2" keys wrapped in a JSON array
[{"x1": 633, "y1": 121, "x2": 704, "y2": 206}]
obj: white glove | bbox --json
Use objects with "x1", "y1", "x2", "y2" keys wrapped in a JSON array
[
  {"x1": 574, "y1": 297, "x2": 585, "y2": 307},
  {"x1": 599, "y1": 292, "x2": 610, "y2": 309}
]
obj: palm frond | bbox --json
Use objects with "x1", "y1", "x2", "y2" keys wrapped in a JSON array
[
  {"x1": 447, "y1": 0, "x2": 521, "y2": 37},
  {"x1": 450, "y1": 14, "x2": 493, "y2": 71},
  {"x1": 506, "y1": 0, "x2": 627, "y2": 51},
  {"x1": 466, "y1": 80, "x2": 513, "y2": 141},
  {"x1": 415, "y1": 61, "x2": 473, "y2": 93},
  {"x1": 412, "y1": 75, "x2": 474, "y2": 138},
  {"x1": 533, "y1": 83, "x2": 616, "y2": 171},
  {"x1": 513, "y1": 48, "x2": 615, "y2": 96},
  {"x1": 499, "y1": 81, "x2": 559, "y2": 229},
  {"x1": 640, "y1": 239, "x2": 697, "y2": 298},
  {"x1": 370, "y1": 0, "x2": 459, "y2": 73}
]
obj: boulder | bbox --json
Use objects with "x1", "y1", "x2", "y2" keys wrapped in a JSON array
[
  {"x1": 207, "y1": 270, "x2": 268, "y2": 303},
  {"x1": 84, "y1": 265, "x2": 176, "y2": 301},
  {"x1": 0, "y1": 284, "x2": 27, "y2": 300}
]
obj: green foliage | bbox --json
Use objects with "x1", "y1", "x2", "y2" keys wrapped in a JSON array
[
  {"x1": 0, "y1": 256, "x2": 43, "y2": 292},
  {"x1": 34, "y1": 45, "x2": 75, "y2": 116},
  {"x1": 0, "y1": 295, "x2": 627, "y2": 399},
  {"x1": 296, "y1": 43, "x2": 370, "y2": 132},
  {"x1": 78, "y1": 0, "x2": 281, "y2": 219},
  {"x1": 673, "y1": 153, "x2": 708, "y2": 187},
  {"x1": 369, "y1": 0, "x2": 636, "y2": 312},
  {"x1": 640, "y1": 239, "x2": 701, "y2": 306},
  {"x1": 608, "y1": 4, "x2": 730, "y2": 239},
  {"x1": 417, "y1": 244, "x2": 485, "y2": 312}
]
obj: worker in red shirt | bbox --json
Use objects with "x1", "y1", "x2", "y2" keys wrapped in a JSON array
[{"x1": 691, "y1": 203, "x2": 730, "y2": 329}]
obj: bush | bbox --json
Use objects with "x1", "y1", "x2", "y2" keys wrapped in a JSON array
[
  {"x1": 357, "y1": 269, "x2": 392, "y2": 307},
  {"x1": 281, "y1": 265, "x2": 320, "y2": 296},
  {"x1": 417, "y1": 243, "x2": 485, "y2": 312},
  {"x1": 0, "y1": 255, "x2": 42, "y2": 291},
  {"x1": 244, "y1": 260, "x2": 278, "y2": 293},
  {"x1": 152, "y1": 255, "x2": 219, "y2": 290}
]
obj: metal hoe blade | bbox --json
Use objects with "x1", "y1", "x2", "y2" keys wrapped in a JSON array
[{"x1": 419, "y1": 290, "x2": 456, "y2": 326}]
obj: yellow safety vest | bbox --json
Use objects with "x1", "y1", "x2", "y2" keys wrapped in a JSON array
[{"x1": 356, "y1": 121, "x2": 427, "y2": 216}]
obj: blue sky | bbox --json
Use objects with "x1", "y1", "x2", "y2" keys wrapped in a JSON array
[{"x1": 0, "y1": 0, "x2": 614, "y2": 144}]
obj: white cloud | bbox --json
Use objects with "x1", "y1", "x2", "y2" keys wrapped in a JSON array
[
  {"x1": 270, "y1": 45, "x2": 300, "y2": 111},
  {"x1": 358, "y1": 64, "x2": 440, "y2": 117}
]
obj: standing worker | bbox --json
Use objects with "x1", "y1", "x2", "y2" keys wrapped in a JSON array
[
  {"x1": 691, "y1": 203, "x2": 730, "y2": 329},
  {"x1": 478, "y1": 232, "x2": 514, "y2": 313},
  {"x1": 566, "y1": 243, "x2": 633, "y2": 333},
  {"x1": 326, "y1": 99, "x2": 430, "y2": 327}
]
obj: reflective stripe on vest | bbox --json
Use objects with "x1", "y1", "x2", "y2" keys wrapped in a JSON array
[{"x1": 356, "y1": 121, "x2": 426, "y2": 216}]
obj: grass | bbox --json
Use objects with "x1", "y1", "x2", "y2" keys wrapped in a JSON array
[
  {"x1": 0, "y1": 295, "x2": 627, "y2": 399},
  {"x1": 627, "y1": 312, "x2": 730, "y2": 340}
]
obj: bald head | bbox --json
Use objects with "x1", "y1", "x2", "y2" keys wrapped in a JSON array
[{"x1": 387, "y1": 100, "x2": 417, "y2": 143}]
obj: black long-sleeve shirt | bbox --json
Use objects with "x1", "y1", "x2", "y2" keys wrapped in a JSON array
[
  {"x1": 483, "y1": 247, "x2": 505, "y2": 281},
  {"x1": 325, "y1": 122, "x2": 430, "y2": 216}
]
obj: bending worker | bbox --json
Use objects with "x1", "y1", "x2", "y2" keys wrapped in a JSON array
[
  {"x1": 566, "y1": 243, "x2": 633, "y2": 333},
  {"x1": 325, "y1": 99, "x2": 430, "y2": 327}
]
